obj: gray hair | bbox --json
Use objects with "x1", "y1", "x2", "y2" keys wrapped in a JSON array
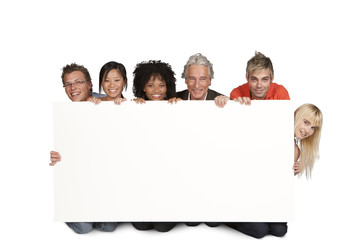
[{"x1": 181, "y1": 53, "x2": 214, "y2": 79}]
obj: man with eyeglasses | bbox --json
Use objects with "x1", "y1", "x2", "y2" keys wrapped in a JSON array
[
  {"x1": 51, "y1": 63, "x2": 115, "y2": 234},
  {"x1": 51, "y1": 63, "x2": 98, "y2": 168},
  {"x1": 51, "y1": 63, "x2": 103, "y2": 167},
  {"x1": 62, "y1": 63, "x2": 103, "y2": 101}
]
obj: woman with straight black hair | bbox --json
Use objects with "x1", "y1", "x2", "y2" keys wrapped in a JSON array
[{"x1": 87, "y1": 61, "x2": 128, "y2": 104}]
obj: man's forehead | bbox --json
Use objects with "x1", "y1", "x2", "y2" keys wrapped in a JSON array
[
  {"x1": 187, "y1": 65, "x2": 209, "y2": 76},
  {"x1": 64, "y1": 71, "x2": 85, "y2": 82},
  {"x1": 249, "y1": 68, "x2": 271, "y2": 77}
]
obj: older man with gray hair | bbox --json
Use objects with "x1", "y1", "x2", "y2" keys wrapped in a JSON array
[
  {"x1": 176, "y1": 53, "x2": 229, "y2": 107},
  {"x1": 176, "y1": 53, "x2": 228, "y2": 228}
]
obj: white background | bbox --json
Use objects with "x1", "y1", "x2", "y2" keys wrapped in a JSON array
[{"x1": 0, "y1": 0, "x2": 359, "y2": 239}]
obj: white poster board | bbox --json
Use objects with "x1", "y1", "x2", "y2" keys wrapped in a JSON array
[{"x1": 53, "y1": 101, "x2": 294, "y2": 222}]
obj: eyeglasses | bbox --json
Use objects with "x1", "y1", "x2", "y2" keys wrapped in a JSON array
[{"x1": 63, "y1": 80, "x2": 87, "y2": 88}]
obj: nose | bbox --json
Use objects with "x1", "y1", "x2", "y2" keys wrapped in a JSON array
[
  {"x1": 305, "y1": 125, "x2": 312, "y2": 134},
  {"x1": 154, "y1": 86, "x2": 160, "y2": 93},
  {"x1": 256, "y1": 81, "x2": 261, "y2": 88},
  {"x1": 71, "y1": 82, "x2": 76, "y2": 90},
  {"x1": 195, "y1": 79, "x2": 200, "y2": 88}
]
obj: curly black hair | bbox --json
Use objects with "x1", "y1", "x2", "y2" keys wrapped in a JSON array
[{"x1": 132, "y1": 60, "x2": 176, "y2": 100}]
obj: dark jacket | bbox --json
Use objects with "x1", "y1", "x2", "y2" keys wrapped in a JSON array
[{"x1": 176, "y1": 89, "x2": 223, "y2": 100}]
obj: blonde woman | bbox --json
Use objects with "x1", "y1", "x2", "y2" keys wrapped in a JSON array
[
  {"x1": 226, "y1": 103, "x2": 323, "y2": 238},
  {"x1": 293, "y1": 103, "x2": 323, "y2": 177}
]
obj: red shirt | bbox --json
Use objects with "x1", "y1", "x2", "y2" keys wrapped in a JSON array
[{"x1": 230, "y1": 82, "x2": 290, "y2": 100}]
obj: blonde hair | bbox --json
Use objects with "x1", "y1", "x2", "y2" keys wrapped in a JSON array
[
  {"x1": 246, "y1": 51, "x2": 274, "y2": 80},
  {"x1": 294, "y1": 104, "x2": 323, "y2": 178}
]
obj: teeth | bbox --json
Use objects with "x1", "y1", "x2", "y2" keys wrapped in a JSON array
[
  {"x1": 72, "y1": 93, "x2": 80, "y2": 96},
  {"x1": 109, "y1": 89, "x2": 117, "y2": 92}
]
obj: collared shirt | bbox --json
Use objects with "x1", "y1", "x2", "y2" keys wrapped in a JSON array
[
  {"x1": 187, "y1": 91, "x2": 208, "y2": 101},
  {"x1": 230, "y1": 82, "x2": 290, "y2": 100}
]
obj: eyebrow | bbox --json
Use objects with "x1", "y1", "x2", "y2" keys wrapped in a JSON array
[
  {"x1": 106, "y1": 76, "x2": 121, "y2": 79},
  {"x1": 147, "y1": 78, "x2": 165, "y2": 83},
  {"x1": 65, "y1": 78, "x2": 81, "y2": 83},
  {"x1": 305, "y1": 119, "x2": 318, "y2": 128}
]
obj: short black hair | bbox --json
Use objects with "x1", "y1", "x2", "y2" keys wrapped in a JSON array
[
  {"x1": 132, "y1": 60, "x2": 176, "y2": 100},
  {"x1": 99, "y1": 61, "x2": 128, "y2": 94}
]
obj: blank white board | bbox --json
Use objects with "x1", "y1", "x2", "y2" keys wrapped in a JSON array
[{"x1": 53, "y1": 101, "x2": 294, "y2": 222}]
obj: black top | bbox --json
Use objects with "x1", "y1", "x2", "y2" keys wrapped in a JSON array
[{"x1": 176, "y1": 89, "x2": 223, "y2": 100}]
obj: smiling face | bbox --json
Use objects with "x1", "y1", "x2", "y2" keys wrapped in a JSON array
[
  {"x1": 63, "y1": 71, "x2": 92, "y2": 102},
  {"x1": 295, "y1": 118, "x2": 318, "y2": 140},
  {"x1": 247, "y1": 68, "x2": 272, "y2": 100},
  {"x1": 102, "y1": 69, "x2": 125, "y2": 99},
  {"x1": 185, "y1": 64, "x2": 211, "y2": 100},
  {"x1": 143, "y1": 75, "x2": 167, "y2": 100}
]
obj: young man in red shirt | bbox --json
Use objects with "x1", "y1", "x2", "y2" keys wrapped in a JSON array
[
  {"x1": 226, "y1": 52, "x2": 289, "y2": 238},
  {"x1": 230, "y1": 51, "x2": 290, "y2": 102}
]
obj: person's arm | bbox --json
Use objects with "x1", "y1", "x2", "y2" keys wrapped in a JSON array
[
  {"x1": 168, "y1": 97, "x2": 182, "y2": 104},
  {"x1": 293, "y1": 140, "x2": 303, "y2": 175},
  {"x1": 278, "y1": 86, "x2": 290, "y2": 100},
  {"x1": 214, "y1": 95, "x2": 229, "y2": 108},
  {"x1": 114, "y1": 96, "x2": 126, "y2": 105},
  {"x1": 214, "y1": 95, "x2": 251, "y2": 108},
  {"x1": 233, "y1": 96, "x2": 251, "y2": 105},
  {"x1": 230, "y1": 88, "x2": 238, "y2": 100},
  {"x1": 87, "y1": 96, "x2": 101, "y2": 104},
  {"x1": 50, "y1": 151, "x2": 61, "y2": 166},
  {"x1": 132, "y1": 98, "x2": 146, "y2": 104}
]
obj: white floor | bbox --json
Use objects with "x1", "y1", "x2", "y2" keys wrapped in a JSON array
[{"x1": 3, "y1": 165, "x2": 357, "y2": 240}]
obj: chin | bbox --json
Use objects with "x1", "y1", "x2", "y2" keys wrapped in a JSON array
[
  {"x1": 71, "y1": 97, "x2": 82, "y2": 102},
  {"x1": 297, "y1": 135, "x2": 306, "y2": 140},
  {"x1": 192, "y1": 94, "x2": 204, "y2": 99}
]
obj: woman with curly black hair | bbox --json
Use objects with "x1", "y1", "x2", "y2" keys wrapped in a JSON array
[
  {"x1": 132, "y1": 60, "x2": 178, "y2": 103},
  {"x1": 131, "y1": 60, "x2": 178, "y2": 232}
]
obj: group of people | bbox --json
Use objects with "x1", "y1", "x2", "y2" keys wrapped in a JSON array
[{"x1": 50, "y1": 52, "x2": 323, "y2": 238}]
